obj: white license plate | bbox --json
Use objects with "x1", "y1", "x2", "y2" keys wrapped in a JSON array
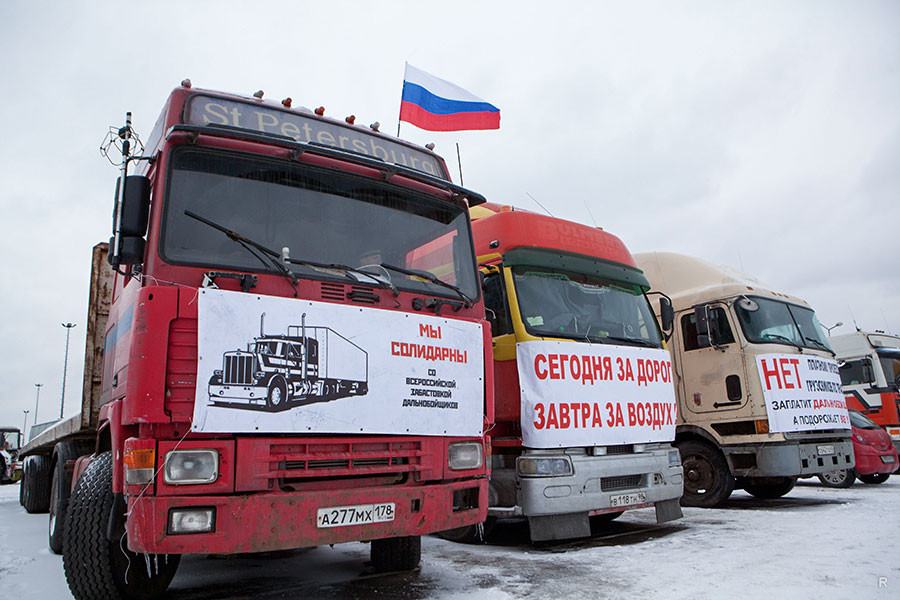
[
  {"x1": 316, "y1": 502, "x2": 395, "y2": 528},
  {"x1": 817, "y1": 445, "x2": 835, "y2": 456},
  {"x1": 610, "y1": 491, "x2": 647, "y2": 508},
  {"x1": 881, "y1": 455, "x2": 896, "y2": 464}
]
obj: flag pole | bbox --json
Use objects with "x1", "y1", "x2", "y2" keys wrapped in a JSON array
[
  {"x1": 397, "y1": 62, "x2": 406, "y2": 137},
  {"x1": 456, "y1": 142, "x2": 464, "y2": 186}
]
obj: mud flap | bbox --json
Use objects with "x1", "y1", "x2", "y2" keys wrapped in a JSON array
[
  {"x1": 106, "y1": 492, "x2": 126, "y2": 541},
  {"x1": 654, "y1": 498, "x2": 683, "y2": 523},
  {"x1": 528, "y1": 512, "x2": 590, "y2": 542}
]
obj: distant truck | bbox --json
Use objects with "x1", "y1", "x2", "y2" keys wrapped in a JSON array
[
  {"x1": 831, "y1": 331, "x2": 900, "y2": 455},
  {"x1": 18, "y1": 83, "x2": 493, "y2": 600},
  {"x1": 1, "y1": 427, "x2": 23, "y2": 483},
  {"x1": 445, "y1": 204, "x2": 683, "y2": 543},
  {"x1": 209, "y1": 314, "x2": 368, "y2": 410},
  {"x1": 634, "y1": 252, "x2": 854, "y2": 506}
]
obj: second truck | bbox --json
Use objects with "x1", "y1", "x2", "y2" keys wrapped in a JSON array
[{"x1": 442, "y1": 204, "x2": 683, "y2": 543}]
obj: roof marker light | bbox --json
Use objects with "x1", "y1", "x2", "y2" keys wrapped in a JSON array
[
  {"x1": 181, "y1": 78, "x2": 192, "y2": 88},
  {"x1": 425, "y1": 143, "x2": 435, "y2": 151},
  {"x1": 282, "y1": 97, "x2": 292, "y2": 108},
  {"x1": 253, "y1": 90, "x2": 264, "y2": 99},
  {"x1": 370, "y1": 121, "x2": 380, "y2": 132},
  {"x1": 315, "y1": 106, "x2": 325, "y2": 116},
  {"x1": 345, "y1": 115, "x2": 356, "y2": 124}
]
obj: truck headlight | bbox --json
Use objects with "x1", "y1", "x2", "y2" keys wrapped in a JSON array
[
  {"x1": 448, "y1": 442, "x2": 483, "y2": 470},
  {"x1": 168, "y1": 507, "x2": 216, "y2": 534},
  {"x1": 518, "y1": 456, "x2": 573, "y2": 477},
  {"x1": 164, "y1": 450, "x2": 219, "y2": 485}
]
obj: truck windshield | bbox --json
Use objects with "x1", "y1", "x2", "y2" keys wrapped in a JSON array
[
  {"x1": 160, "y1": 148, "x2": 478, "y2": 300},
  {"x1": 512, "y1": 267, "x2": 662, "y2": 347},
  {"x1": 876, "y1": 349, "x2": 900, "y2": 388},
  {"x1": 849, "y1": 410, "x2": 880, "y2": 430},
  {"x1": 735, "y1": 296, "x2": 832, "y2": 352}
]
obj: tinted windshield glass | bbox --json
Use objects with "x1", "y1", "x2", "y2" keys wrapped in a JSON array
[
  {"x1": 877, "y1": 350, "x2": 900, "y2": 388},
  {"x1": 735, "y1": 297, "x2": 832, "y2": 352},
  {"x1": 849, "y1": 411, "x2": 879, "y2": 430},
  {"x1": 161, "y1": 148, "x2": 478, "y2": 299},
  {"x1": 512, "y1": 267, "x2": 661, "y2": 347}
]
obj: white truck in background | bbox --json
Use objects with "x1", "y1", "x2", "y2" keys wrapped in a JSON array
[{"x1": 831, "y1": 330, "x2": 900, "y2": 454}]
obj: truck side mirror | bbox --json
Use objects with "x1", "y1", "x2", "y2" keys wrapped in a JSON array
[
  {"x1": 659, "y1": 297, "x2": 674, "y2": 333},
  {"x1": 109, "y1": 175, "x2": 151, "y2": 267},
  {"x1": 694, "y1": 305, "x2": 712, "y2": 347},
  {"x1": 861, "y1": 358, "x2": 875, "y2": 384},
  {"x1": 120, "y1": 176, "x2": 151, "y2": 237}
]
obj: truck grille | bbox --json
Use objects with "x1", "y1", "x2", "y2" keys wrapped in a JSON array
[
  {"x1": 236, "y1": 438, "x2": 430, "y2": 492},
  {"x1": 601, "y1": 474, "x2": 643, "y2": 492},
  {"x1": 283, "y1": 456, "x2": 409, "y2": 470},
  {"x1": 224, "y1": 354, "x2": 254, "y2": 385},
  {"x1": 606, "y1": 444, "x2": 634, "y2": 455}
]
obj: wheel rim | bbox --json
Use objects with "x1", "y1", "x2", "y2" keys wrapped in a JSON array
[
  {"x1": 49, "y1": 481, "x2": 58, "y2": 537},
  {"x1": 270, "y1": 385, "x2": 283, "y2": 405},
  {"x1": 683, "y1": 452, "x2": 717, "y2": 496},
  {"x1": 820, "y1": 470, "x2": 848, "y2": 485}
]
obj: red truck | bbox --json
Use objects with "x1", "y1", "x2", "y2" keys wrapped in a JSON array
[{"x1": 18, "y1": 82, "x2": 493, "y2": 599}]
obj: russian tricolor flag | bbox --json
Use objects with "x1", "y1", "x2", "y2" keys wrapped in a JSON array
[{"x1": 400, "y1": 64, "x2": 500, "y2": 132}]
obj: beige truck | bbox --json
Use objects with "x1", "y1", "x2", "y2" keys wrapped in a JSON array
[{"x1": 634, "y1": 252, "x2": 854, "y2": 506}]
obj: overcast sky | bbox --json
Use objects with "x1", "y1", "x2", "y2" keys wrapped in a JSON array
[{"x1": 1, "y1": 1, "x2": 897, "y2": 430}]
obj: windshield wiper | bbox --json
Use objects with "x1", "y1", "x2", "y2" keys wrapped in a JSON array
[
  {"x1": 185, "y1": 211, "x2": 399, "y2": 297},
  {"x1": 603, "y1": 335, "x2": 660, "y2": 348},
  {"x1": 282, "y1": 255, "x2": 399, "y2": 296},
  {"x1": 185, "y1": 210, "x2": 299, "y2": 294},
  {"x1": 380, "y1": 262, "x2": 474, "y2": 307},
  {"x1": 761, "y1": 333, "x2": 804, "y2": 352},
  {"x1": 805, "y1": 337, "x2": 835, "y2": 356}
]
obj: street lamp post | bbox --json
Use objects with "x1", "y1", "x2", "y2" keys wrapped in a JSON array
[
  {"x1": 34, "y1": 383, "x2": 43, "y2": 425},
  {"x1": 60, "y1": 323, "x2": 77, "y2": 420},
  {"x1": 824, "y1": 322, "x2": 843, "y2": 336},
  {"x1": 23, "y1": 410, "x2": 30, "y2": 437}
]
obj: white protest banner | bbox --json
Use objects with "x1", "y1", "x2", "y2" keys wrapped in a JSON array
[
  {"x1": 193, "y1": 289, "x2": 484, "y2": 436},
  {"x1": 756, "y1": 353, "x2": 851, "y2": 433},
  {"x1": 516, "y1": 341, "x2": 677, "y2": 448}
]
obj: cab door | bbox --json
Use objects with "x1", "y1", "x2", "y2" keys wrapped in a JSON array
[{"x1": 675, "y1": 305, "x2": 748, "y2": 415}]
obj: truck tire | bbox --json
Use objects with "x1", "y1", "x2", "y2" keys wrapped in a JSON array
[
  {"x1": 858, "y1": 473, "x2": 890, "y2": 485},
  {"x1": 677, "y1": 440, "x2": 734, "y2": 507},
  {"x1": 22, "y1": 455, "x2": 52, "y2": 514},
  {"x1": 49, "y1": 442, "x2": 87, "y2": 554},
  {"x1": 63, "y1": 451, "x2": 180, "y2": 600},
  {"x1": 0, "y1": 455, "x2": 8, "y2": 484},
  {"x1": 743, "y1": 476, "x2": 797, "y2": 499},
  {"x1": 437, "y1": 518, "x2": 496, "y2": 544},
  {"x1": 266, "y1": 376, "x2": 287, "y2": 410},
  {"x1": 370, "y1": 535, "x2": 421, "y2": 572},
  {"x1": 817, "y1": 469, "x2": 856, "y2": 488}
]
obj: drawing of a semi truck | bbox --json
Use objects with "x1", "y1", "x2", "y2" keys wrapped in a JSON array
[{"x1": 208, "y1": 313, "x2": 369, "y2": 411}]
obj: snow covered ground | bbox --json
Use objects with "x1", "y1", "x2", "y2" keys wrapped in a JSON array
[{"x1": 1, "y1": 479, "x2": 897, "y2": 599}]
